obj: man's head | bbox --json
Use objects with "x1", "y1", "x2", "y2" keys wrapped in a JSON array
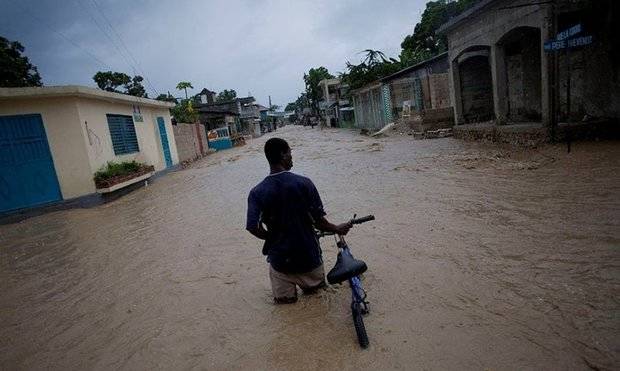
[{"x1": 264, "y1": 138, "x2": 293, "y2": 170}]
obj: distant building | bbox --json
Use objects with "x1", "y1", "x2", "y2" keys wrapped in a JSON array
[
  {"x1": 194, "y1": 95, "x2": 269, "y2": 138},
  {"x1": 318, "y1": 78, "x2": 354, "y2": 127},
  {"x1": 196, "y1": 88, "x2": 216, "y2": 105},
  {"x1": 350, "y1": 53, "x2": 452, "y2": 130}
]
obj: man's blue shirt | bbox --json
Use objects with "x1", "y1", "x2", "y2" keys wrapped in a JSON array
[{"x1": 246, "y1": 171, "x2": 326, "y2": 273}]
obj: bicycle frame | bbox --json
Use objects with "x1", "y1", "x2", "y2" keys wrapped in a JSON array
[
  {"x1": 317, "y1": 214, "x2": 374, "y2": 348},
  {"x1": 338, "y1": 240, "x2": 369, "y2": 314}
]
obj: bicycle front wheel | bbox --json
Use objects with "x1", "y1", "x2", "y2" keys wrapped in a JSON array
[{"x1": 352, "y1": 303, "x2": 369, "y2": 348}]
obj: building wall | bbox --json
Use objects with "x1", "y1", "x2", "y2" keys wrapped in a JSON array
[
  {"x1": 352, "y1": 84, "x2": 387, "y2": 130},
  {"x1": 429, "y1": 73, "x2": 452, "y2": 109},
  {"x1": 555, "y1": 4, "x2": 620, "y2": 120},
  {"x1": 173, "y1": 123, "x2": 207, "y2": 163},
  {"x1": 445, "y1": 0, "x2": 552, "y2": 125},
  {"x1": 0, "y1": 97, "x2": 93, "y2": 199},
  {"x1": 74, "y1": 98, "x2": 179, "y2": 176}
]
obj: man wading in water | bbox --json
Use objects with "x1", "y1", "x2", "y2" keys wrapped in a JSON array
[{"x1": 246, "y1": 138, "x2": 352, "y2": 304}]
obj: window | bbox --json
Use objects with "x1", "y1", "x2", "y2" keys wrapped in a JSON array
[{"x1": 106, "y1": 114, "x2": 139, "y2": 155}]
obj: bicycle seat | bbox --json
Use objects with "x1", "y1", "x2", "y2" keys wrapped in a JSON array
[{"x1": 327, "y1": 250, "x2": 367, "y2": 284}]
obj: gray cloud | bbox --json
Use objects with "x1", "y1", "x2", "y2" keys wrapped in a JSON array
[{"x1": 1, "y1": 0, "x2": 425, "y2": 106}]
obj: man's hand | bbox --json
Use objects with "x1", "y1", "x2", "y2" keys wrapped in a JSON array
[
  {"x1": 334, "y1": 222, "x2": 353, "y2": 236},
  {"x1": 314, "y1": 216, "x2": 352, "y2": 236}
]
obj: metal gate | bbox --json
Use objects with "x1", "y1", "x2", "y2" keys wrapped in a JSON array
[{"x1": 0, "y1": 114, "x2": 62, "y2": 212}]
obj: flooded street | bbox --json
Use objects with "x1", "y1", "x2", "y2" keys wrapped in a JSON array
[{"x1": 1, "y1": 126, "x2": 619, "y2": 370}]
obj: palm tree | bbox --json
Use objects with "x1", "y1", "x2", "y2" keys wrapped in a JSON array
[
  {"x1": 176, "y1": 81, "x2": 193, "y2": 100},
  {"x1": 361, "y1": 49, "x2": 388, "y2": 66}
]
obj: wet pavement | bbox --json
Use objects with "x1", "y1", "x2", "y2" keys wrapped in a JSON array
[{"x1": 1, "y1": 126, "x2": 619, "y2": 370}]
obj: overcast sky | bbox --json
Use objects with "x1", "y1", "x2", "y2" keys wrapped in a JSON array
[{"x1": 1, "y1": 0, "x2": 427, "y2": 107}]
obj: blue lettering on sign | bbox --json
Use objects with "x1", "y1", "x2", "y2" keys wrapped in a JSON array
[
  {"x1": 556, "y1": 23, "x2": 582, "y2": 40},
  {"x1": 544, "y1": 39, "x2": 565, "y2": 51},
  {"x1": 544, "y1": 35, "x2": 593, "y2": 51},
  {"x1": 568, "y1": 35, "x2": 593, "y2": 48}
]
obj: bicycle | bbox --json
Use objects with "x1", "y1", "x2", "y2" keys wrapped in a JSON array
[{"x1": 318, "y1": 214, "x2": 375, "y2": 348}]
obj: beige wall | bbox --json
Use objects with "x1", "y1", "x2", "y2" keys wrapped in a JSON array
[
  {"x1": 0, "y1": 97, "x2": 94, "y2": 199},
  {"x1": 173, "y1": 123, "x2": 206, "y2": 163},
  {"x1": 0, "y1": 96, "x2": 178, "y2": 201},
  {"x1": 74, "y1": 98, "x2": 179, "y2": 174}
]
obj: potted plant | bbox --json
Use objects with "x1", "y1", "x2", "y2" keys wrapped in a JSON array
[{"x1": 94, "y1": 161, "x2": 155, "y2": 190}]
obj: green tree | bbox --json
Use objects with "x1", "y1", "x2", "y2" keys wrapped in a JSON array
[
  {"x1": 176, "y1": 81, "x2": 193, "y2": 99},
  {"x1": 216, "y1": 89, "x2": 237, "y2": 102},
  {"x1": 399, "y1": 0, "x2": 479, "y2": 66},
  {"x1": 93, "y1": 71, "x2": 131, "y2": 93},
  {"x1": 341, "y1": 49, "x2": 401, "y2": 90},
  {"x1": 171, "y1": 99, "x2": 198, "y2": 123},
  {"x1": 303, "y1": 67, "x2": 333, "y2": 114},
  {"x1": 125, "y1": 75, "x2": 147, "y2": 98},
  {"x1": 269, "y1": 104, "x2": 280, "y2": 112},
  {"x1": 156, "y1": 92, "x2": 178, "y2": 104},
  {"x1": 93, "y1": 71, "x2": 147, "y2": 97},
  {"x1": 0, "y1": 36, "x2": 42, "y2": 87},
  {"x1": 285, "y1": 102, "x2": 296, "y2": 112}
]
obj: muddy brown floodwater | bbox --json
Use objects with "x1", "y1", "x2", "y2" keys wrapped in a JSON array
[{"x1": 1, "y1": 126, "x2": 619, "y2": 370}]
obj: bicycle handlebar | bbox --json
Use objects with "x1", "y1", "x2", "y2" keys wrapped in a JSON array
[
  {"x1": 316, "y1": 214, "x2": 375, "y2": 238},
  {"x1": 351, "y1": 215, "x2": 375, "y2": 225}
]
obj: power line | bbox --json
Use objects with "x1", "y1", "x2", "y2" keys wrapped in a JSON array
[
  {"x1": 75, "y1": 2, "x2": 136, "y2": 72},
  {"x1": 74, "y1": 0, "x2": 157, "y2": 97},
  {"x1": 90, "y1": 0, "x2": 160, "y2": 97},
  {"x1": 10, "y1": 0, "x2": 113, "y2": 70}
]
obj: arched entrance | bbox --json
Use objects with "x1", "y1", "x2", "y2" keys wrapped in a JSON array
[
  {"x1": 455, "y1": 46, "x2": 495, "y2": 123},
  {"x1": 497, "y1": 26, "x2": 542, "y2": 122}
]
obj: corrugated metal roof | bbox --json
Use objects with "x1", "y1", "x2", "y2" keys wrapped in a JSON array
[{"x1": 379, "y1": 52, "x2": 449, "y2": 82}]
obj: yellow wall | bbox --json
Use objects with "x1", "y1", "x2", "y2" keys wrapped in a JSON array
[
  {"x1": 0, "y1": 97, "x2": 95, "y2": 199},
  {"x1": 75, "y1": 98, "x2": 179, "y2": 174},
  {"x1": 0, "y1": 96, "x2": 178, "y2": 200}
]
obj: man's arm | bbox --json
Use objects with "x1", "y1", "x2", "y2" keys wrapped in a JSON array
[
  {"x1": 246, "y1": 190, "x2": 269, "y2": 240},
  {"x1": 314, "y1": 215, "x2": 352, "y2": 236},
  {"x1": 306, "y1": 179, "x2": 352, "y2": 235},
  {"x1": 247, "y1": 223, "x2": 269, "y2": 240}
]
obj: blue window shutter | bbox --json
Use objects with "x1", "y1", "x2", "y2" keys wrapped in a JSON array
[{"x1": 106, "y1": 114, "x2": 139, "y2": 155}]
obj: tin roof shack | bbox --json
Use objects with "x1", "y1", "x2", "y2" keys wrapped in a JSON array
[
  {"x1": 351, "y1": 82, "x2": 391, "y2": 131},
  {"x1": 195, "y1": 96, "x2": 258, "y2": 136},
  {"x1": 351, "y1": 53, "x2": 452, "y2": 133},
  {"x1": 380, "y1": 52, "x2": 453, "y2": 132},
  {"x1": 439, "y1": 0, "x2": 619, "y2": 143},
  {"x1": 195, "y1": 101, "x2": 239, "y2": 131},
  {"x1": 0, "y1": 85, "x2": 178, "y2": 213}
]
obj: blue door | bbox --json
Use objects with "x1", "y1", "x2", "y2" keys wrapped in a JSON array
[
  {"x1": 0, "y1": 114, "x2": 62, "y2": 213},
  {"x1": 157, "y1": 117, "x2": 173, "y2": 167}
]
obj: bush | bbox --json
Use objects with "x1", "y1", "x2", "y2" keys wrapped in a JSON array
[{"x1": 94, "y1": 160, "x2": 149, "y2": 184}]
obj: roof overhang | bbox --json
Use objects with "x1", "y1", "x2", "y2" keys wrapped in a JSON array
[
  {"x1": 0, "y1": 85, "x2": 176, "y2": 108},
  {"x1": 380, "y1": 52, "x2": 448, "y2": 82},
  {"x1": 437, "y1": 0, "x2": 498, "y2": 35}
]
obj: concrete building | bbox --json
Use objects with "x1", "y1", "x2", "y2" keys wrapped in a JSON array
[
  {"x1": 380, "y1": 52, "x2": 451, "y2": 119},
  {"x1": 351, "y1": 53, "x2": 453, "y2": 131},
  {"x1": 439, "y1": 0, "x2": 619, "y2": 139},
  {"x1": 195, "y1": 96, "x2": 259, "y2": 136},
  {"x1": 196, "y1": 102, "x2": 239, "y2": 131},
  {"x1": 0, "y1": 85, "x2": 178, "y2": 213},
  {"x1": 318, "y1": 78, "x2": 353, "y2": 127}
]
